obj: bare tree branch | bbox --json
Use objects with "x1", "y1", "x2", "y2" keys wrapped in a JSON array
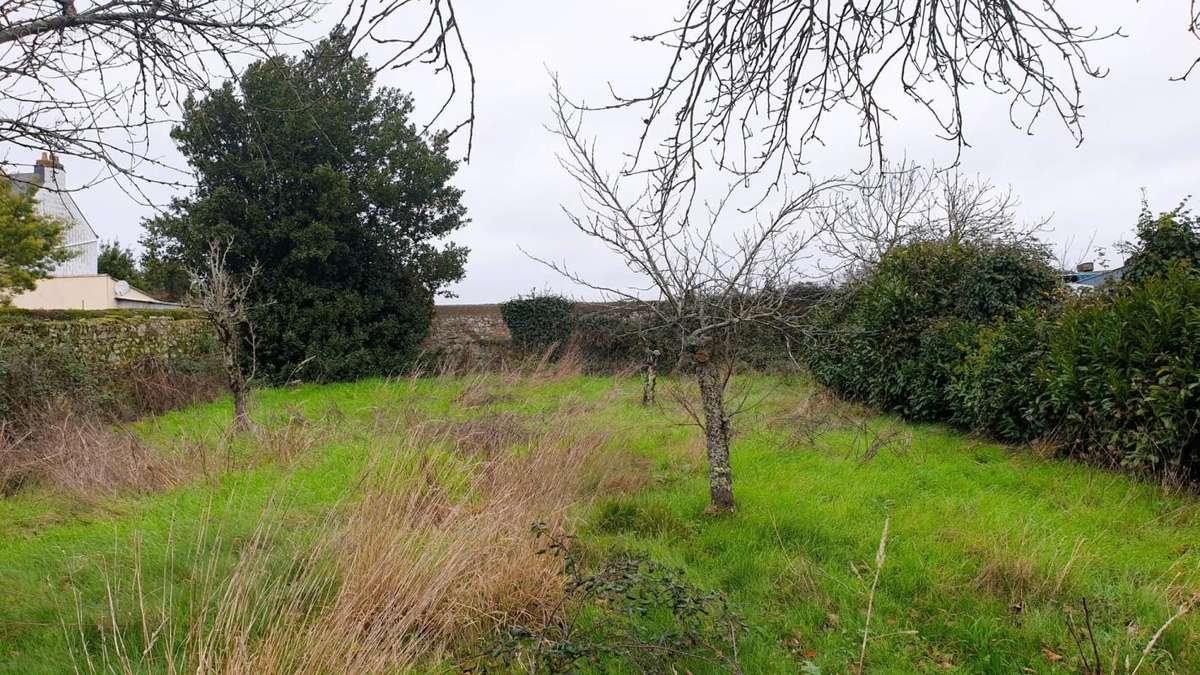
[
  {"x1": 0, "y1": 0, "x2": 474, "y2": 195},
  {"x1": 595, "y1": 1, "x2": 1196, "y2": 185},
  {"x1": 816, "y1": 159, "x2": 1048, "y2": 275},
  {"x1": 540, "y1": 74, "x2": 848, "y2": 513},
  {"x1": 189, "y1": 239, "x2": 258, "y2": 431}
]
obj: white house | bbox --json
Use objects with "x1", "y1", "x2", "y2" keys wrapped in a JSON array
[{"x1": 7, "y1": 153, "x2": 177, "y2": 310}]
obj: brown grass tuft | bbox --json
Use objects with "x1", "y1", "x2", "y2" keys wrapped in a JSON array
[
  {"x1": 970, "y1": 530, "x2": 1087, "y2": 605},
  {"x1": 0, "y1": 406, "x2": 178, "y2": 498},
  {"x1": 430, "y1": 412, "x2": 533, "y2": 458}
]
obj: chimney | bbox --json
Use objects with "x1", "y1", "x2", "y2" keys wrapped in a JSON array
[
  {"x1": 32, "y1": 151, "x2": 64, "y2": 186},
  {"x1": 1076, "y1": 262, "x2": 1094, "y2": 273}
]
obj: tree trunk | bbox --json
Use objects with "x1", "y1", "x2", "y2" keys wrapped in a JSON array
[
  {"x1": 220, "y1": 324, "x2": 250, "y2": 432},
  {"x1": 641, "y1": 348, "x2": 659, "y2": 405},
  {"x1": 232, "y1": 378, "x2": 250, "y2": 431},
  {"x1": 694, "y1": 353, "x2": 735, "y2": 513}
]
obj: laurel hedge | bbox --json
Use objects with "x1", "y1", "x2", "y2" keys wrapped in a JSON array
[{"x1": 806, "y1": 236, "x2": 1200, "y2": 480}]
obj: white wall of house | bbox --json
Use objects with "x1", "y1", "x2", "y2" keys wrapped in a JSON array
[
  {"x1": 29, "y1": 160, "x2": 100, "y2": 277},
  {"x1": 6, "y1": 154, "x2": 178, "y2": 310},
  {"x1": 9, "y1": 275, "x2": 176, "y2": 310}
]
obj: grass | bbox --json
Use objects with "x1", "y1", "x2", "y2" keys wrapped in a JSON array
[{"x1": 1, "y1": 373, "x2": 1198, "y2": 673}]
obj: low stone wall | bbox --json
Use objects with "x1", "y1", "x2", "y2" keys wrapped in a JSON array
[
  {"x1": 427, "y1": 304, "x2": 511, "y2": 345},
  {"x1": 0, "y1": 309, "x2": 222, "y2": 422},
  {"x1": 423, "y1": 304, "x2": 514, "y2": 368},
  {"x1": 0, "y1": 310, "x2": 217, "y2": 368}
]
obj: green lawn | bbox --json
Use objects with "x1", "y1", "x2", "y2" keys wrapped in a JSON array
[{"x1": 1, "y1": 375, "x2": 1197, "y2": 673}]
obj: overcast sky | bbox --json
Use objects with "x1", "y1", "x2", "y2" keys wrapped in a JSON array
[{"x1": 53, "y1": 2, "x2": 1200, "y2": 303}]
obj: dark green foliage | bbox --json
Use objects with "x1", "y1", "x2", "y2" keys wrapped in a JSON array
[
  {"x1": 808, "y1": 229, "x2": 1200, "y2": 481},
  {"x1": 1122, "y1": 199, "x2": 1200, "y2": 284},
  {"x1": 97, "y1": 240, "x2": 141, "y2": 285},
  {"x1": 900, "y1": 318, "x2": 977, "y2": 421},
  {"x1": 806, "y1": 239, "x2": 1058, "y2": 420},
  {"x1": 140, "y1": 33, "x2": 468, "y2": 381},
  {"x1": 479, "y1": 523, "x2": 743, "y2": 673},
  {"x1": 500, "y1": 294, "x2": 575, "y2": 352},
  {"x1": 138, "y1": 239, "x2": 191, "y2": 302},
  {"x1": 1042, "y1": 265, "x2": 1200, "y2": 477},
  {"x1": 952, "y1": 309, "x2": 1053, "y2": 442}
]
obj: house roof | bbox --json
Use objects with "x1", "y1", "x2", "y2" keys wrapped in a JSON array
[{"x1": 1061, "y1": 267, "x2": 1125, "y2": 288}]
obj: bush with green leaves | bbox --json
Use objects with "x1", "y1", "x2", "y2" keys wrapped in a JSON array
[
  {"x1": 952, "y1": 308, "x2": 1054, "y2": 442},
  {"x1": 806, "y1": 239, "x2": 1059, "y2": 420},
  {"x1": 500, "y1": 294, "x2": 575, "y2": 353},
  {"x1": 1042, "y1": 264, "x2": 1200, "y2": 477},
  {"x1": 1121, "y1": 199, "x2": 1200, "y2": 284}
]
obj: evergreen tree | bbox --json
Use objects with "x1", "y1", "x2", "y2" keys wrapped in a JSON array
[
  {"x1": 97, "y1": 240, "x2": 141, "y2": 284},
  {"x1": 141, "y1": 34, "x2": 468, "y2": 380}
]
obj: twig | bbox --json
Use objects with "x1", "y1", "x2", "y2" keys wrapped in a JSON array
[
  {"x1": 858, "y1": 516, "x2": 890, "y2": 674},
  {"x1": 1131, "y1": 593, "x2": 1198, "y2": 675}
]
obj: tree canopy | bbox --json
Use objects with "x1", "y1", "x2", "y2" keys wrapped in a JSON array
[
  {"x1": 0, "y1": 182, "x2": 72, "y2": 304},
  {"x1": 97, "y1": 241, "x2": 140, "y2": 285},
  {"x1": 141, "y1": 35, "x2": 469, "y2": 381}
]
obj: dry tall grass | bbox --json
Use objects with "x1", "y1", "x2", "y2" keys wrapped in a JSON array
[
  {"x1": 72, "y1": 400, "x2": 629, "y2": 673},
  {"x1": 0, "y1": 405, "x2": 179, "y2": 498},
  {"x1": 0, "y1": 354, "x2": 222, "y2": 498}
]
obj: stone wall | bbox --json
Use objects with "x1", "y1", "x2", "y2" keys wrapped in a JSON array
[
  {"x1": 423, "y1": 304, "x2": 514, "y2": 367},
  {"x1": 0, "y1": 310, "x2": 218, "y2": 368},
  {"x1": 0, "y1": 310, "x2": 223, "y2": 422}
]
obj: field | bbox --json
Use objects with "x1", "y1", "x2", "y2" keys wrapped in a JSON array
[{"x1": 1, "y1": 372, "x2": 1198, "y2": 673}]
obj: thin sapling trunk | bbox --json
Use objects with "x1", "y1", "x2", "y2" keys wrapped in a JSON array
[{"x1": 642, "y1": 347, "x2": 660, "y2": 406}]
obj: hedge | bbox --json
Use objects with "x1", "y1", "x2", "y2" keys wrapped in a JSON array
[
  {"x1": 500, "y1": 294, "x2": 575, "y2": 352},
  {"x1": 0, "y1": 307, "x2": 202, "y2": 322},
  {"x1": 805, "y1": 237, "x2": 1200, "y2": 481},
  {"x1": 1040, "y1": 265, "x2": 1200, "y2": 476},
  {"x1": 0, "y1": 313, "x2": 222, "y2": 426}
]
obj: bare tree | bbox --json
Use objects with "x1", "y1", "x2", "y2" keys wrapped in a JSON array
[
  {"x1": 601, "y1": 1, "x2": 1197, "y2": 184},
  {"x1": 817, "y1": 161, "x2": 1047, "y2": 275},
  {"x1": 0, "y1": 0, "x2": 474, "y2": 191},
  {"x1": 816, "y1": 160, "x2": 935, "y2": 274},
  {"x1": 189, "y1": 240, "x2": 258, "y2": 432},
  {"x1": 537, "y1": 81, "x2": 841, "y2": 513}
]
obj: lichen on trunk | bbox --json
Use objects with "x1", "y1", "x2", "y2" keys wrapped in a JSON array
[
  {"x1": 641, "y1": 347, "x2": 660, "y2": 406},
  {"x1": 694, "y1": 349, "x2": 734, "y2": 513}
]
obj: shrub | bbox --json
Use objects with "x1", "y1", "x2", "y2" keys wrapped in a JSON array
[
  {"x1": 500, "y1": 294, "x2": 575, "y2": 352},
  {"x1": 1121, "y1": 199, "x2": 1200, "y2": 284},
  {"x1": 1042, "y1": 265, "x2": 1200, "y2": 477},
  {"x1": 806, "y1": 239, "x2": 1059, "y2": 417},
  {"x1": 898, "y1": 317, "x2": 976, "y2": 421},
  {"x1": 953, "y1": 308, "x2": 1053, "y2": 442}
]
